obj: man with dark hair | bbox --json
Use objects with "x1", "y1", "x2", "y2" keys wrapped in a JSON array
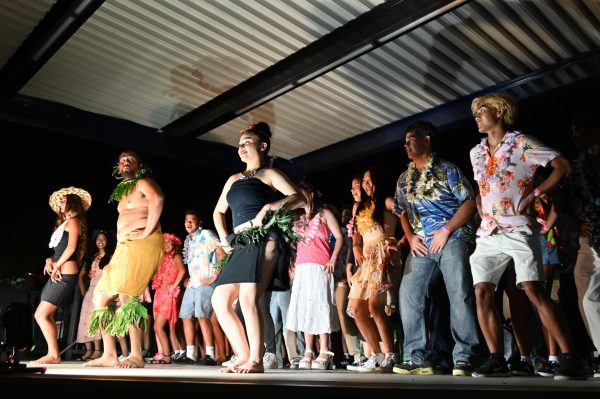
[
  {"x1": 85, "y1": 150, "x2": 164, "y2": 368},
  {"x1": 570, "y1": 110, "x2": 600, "y2": 378},
  {"x1": 393, "y1": 121, "x2": 480, "y2": 376},
  {"x1": 176, "y1": 209, "x2": 226, "y2": 365}
]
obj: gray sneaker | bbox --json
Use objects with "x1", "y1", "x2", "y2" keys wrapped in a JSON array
[
  {"x1": 379, "y1": 353, "x2": 399, "y2": 373},
  {"x1": 263, "y1": 352, "x2": 279, "y2": 369}
]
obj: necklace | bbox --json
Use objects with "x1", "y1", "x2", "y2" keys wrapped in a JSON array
[
  {"x1": 405, "y1": 153, "x2": 435, "y2": 203},
  {"x1": 240, "y1": 167, "x2": 262, "y2": 180},
  {"x1": 49, "y1": 219, "x2": 70, "y2": 248},
  {"x1": 109, "y1": 166, "x2": 151, "y2": 203}
]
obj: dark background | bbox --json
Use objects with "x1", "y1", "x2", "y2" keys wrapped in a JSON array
[{"x1": 1, "y1": 79, "x2": 596, "y2": 280}]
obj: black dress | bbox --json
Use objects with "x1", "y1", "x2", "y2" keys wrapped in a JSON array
[{"x1": 215, "y1": 177, "x2": 291, "y2": 291}]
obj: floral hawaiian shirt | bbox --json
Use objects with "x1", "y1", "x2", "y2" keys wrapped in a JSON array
[
  {"x1": 183, "y1": 228, "x2": 219, "y2": 287},
  {"x1": 470, "y1": 131, "x2": 558, "y2": 236},
  {"x1": 394, "y1": 153, "x2": 475, "y2": 247}
]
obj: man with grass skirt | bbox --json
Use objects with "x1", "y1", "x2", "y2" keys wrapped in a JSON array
[{"x1": 85, "y1": 150, "x2": 164, "y2": 368}]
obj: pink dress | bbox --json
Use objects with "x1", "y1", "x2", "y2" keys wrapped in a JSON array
[
  {"x1": 152, "y1": 251, "x2": 182, "y2": 327},
  {"x1": 76, "y1": 259, "x2": 102, "y2": 342}
]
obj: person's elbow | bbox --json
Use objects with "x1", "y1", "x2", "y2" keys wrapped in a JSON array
[{"x1": 552, "y1": 155, "x2": 573, "y2": 179}]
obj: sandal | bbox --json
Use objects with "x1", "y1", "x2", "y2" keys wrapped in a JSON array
[
  {"x1": 311, "y1": 351, "x2": 334, "y2": 370},
  {"x1": 75, "y1": 350, "x2": 93, "y2": 361},
  {"x1": 149, "y1": 352, "x2": 171, "y2": 364},
  {"x1": 298, "y1": 349, "x2": 314, "y2": 370}
]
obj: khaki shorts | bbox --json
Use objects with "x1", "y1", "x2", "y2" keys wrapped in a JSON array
[{"x1": 470, "y1": 225, "x2": 544, "y2": 289}]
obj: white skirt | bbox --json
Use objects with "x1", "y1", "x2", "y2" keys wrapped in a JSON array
[{"x1": 285, "y1": 262, "x2": 340, "y2": 335}]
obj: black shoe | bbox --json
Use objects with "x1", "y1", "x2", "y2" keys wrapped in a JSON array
[
  {"x1": 554, "y1": 354, "x2": 587, "y2": 380},
  {"x1": 452, "y1": 361, "x2": 473, "y2": 376},
  {"x1": 508, "y1": 359, "x2": 534, "y2": 376},
  {"x1": 432, "y1": 363, "x2": 451, "y2": 375},
  {"x1": 392, "y1": 360, "x2": 433, "y2": 375},
  {"x1": 173, "y1": 355, "x2": 197, "y2": 365},
  {"x1": 537, "y1": 360, "x2": 560, "y2": 377},
  {"x1": 197, "y1": 355, "x2": 218, "y2": 366},
  {"x1": 472, "y1": 356, "x2": 510, "y2": 377}
]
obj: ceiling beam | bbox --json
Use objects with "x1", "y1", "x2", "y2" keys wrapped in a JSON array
[
  {"x1": 162, "y1": 0, "x2": 468, "y2": 142},
  {"x1": 0, "y1": 95, "x2": 242, "y2": 171},
  {"x1": 0, "y1": 0, "x2": 104, "y2": 108}
]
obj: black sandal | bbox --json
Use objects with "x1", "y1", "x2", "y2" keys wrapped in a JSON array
[{"x1": 75, "y1": 350, "x2": 93, "y2": 361}]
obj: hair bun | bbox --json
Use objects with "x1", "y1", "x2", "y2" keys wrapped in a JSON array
[{"x1": 251, "y1": 122, "x2": 271, "y2": 139}]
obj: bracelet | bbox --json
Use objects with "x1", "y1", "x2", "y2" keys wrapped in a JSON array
[
  {"x1": 533, "y1": 187, "x2": 541, "y2": 197},
  {"x1": 331, "y1": 255, "x2": 337, "y2": 260},
  {"x1": 441, "y1": 225, "x2": 451, "y2": 235}
]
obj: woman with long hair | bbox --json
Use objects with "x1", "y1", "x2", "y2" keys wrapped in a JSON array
[
  {"x1": 348, "y1": 167, "x2": 396, "y2": 372},
  {"x1": 75, "y1": 230, "x2": 115, "y2": 360},
  {"x1": 286, "y1": 181, "x2": 343, "y2": 370},
  {"x1": 33, "y1": 186, "x2": 91, "y2": 364}
]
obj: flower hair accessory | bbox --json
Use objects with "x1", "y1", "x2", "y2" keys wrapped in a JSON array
[
  {"x1": 163, "y1": 233, "x2": 182, "y2": 248},
  {"x1": 247, "y1": 123, "x2": 256, "y2": 130}
]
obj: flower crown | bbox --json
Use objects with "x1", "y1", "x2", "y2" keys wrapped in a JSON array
[{"x1": 163, "y1": 233, "x2": 182, "y2": 248}]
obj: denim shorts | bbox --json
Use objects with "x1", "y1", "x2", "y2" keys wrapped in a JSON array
[{"x1": 539, "y1": 235, "x2": 561, "y2": 266}]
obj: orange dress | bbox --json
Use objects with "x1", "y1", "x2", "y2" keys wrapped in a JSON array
[{"x1": 348, "y1": 204, "x2": 393, "y2": 300}]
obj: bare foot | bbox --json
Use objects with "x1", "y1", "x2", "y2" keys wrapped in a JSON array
[
  {"x1": 234, "y1": 360, "x2": 264, "y2": 374},
  {"x1": 220, "y1": 357, "x2": 247, "y2": 373},
  {"x1": 30, "y1": 355, "x2": 60, "y2": 364},
  {"x1": 89, "y1": 350, "x2": 103, "y2": 359},
  {"x1": 83, "y1": 354, "x2": 119, "y2": 367},
  {"x1": 118, "y1": 355, "x2": 145, "y2": 368}
]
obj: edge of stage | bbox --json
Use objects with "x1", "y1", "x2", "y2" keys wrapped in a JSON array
[{"x1": 1, "y1": 362, "x2": 599, "y2": 398}]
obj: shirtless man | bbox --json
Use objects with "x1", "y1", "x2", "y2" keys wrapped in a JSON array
[{"x1": 85, "y1": 150, "x2": 164, "y2": 368}]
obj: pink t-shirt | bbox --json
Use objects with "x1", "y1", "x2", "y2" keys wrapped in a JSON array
[
  {"x1": 470, "y1": 131, "x2": 558, "y2": 236},
  {"x1": 295, "y1": 213, "x2": 332, "y2": 266}
]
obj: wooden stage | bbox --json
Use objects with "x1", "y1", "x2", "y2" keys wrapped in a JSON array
[{"x1": 1, "y1": 361, "x2": 599, "y2": 398}]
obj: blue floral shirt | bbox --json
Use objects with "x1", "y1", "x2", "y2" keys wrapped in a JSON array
[
  {"x1": 394, "y1": 154, "x2": 475, "y2": 247},
  {"x1": 183, "y1": 228, "x2": 219, "y2": 286}
]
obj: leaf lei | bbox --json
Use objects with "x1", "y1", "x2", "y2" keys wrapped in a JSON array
[
  {"x1": 108, "y1": 164, "x2": 152, "y2": 203},
  {"x1": 405, "y1": 153, "x2": 435, "y2": 203},
  {"x1": 213, "y1": 206, "x2": 301, "y2": 273}
]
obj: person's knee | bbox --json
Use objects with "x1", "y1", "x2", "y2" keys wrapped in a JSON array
[{"x1": 475, "y1": 283, "x2": 494, "y2": 305}]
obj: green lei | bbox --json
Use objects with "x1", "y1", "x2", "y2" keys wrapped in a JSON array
[
  {"x1": 108, "y1": 164, "x2": 151, "y2": 203},
  {"x1": 213, "y1": 206, "x2": 301, "y2": 274}
]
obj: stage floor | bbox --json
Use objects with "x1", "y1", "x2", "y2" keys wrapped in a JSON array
[{"x1": 0, "y1": 361, "x2": 598, "y2": 398}]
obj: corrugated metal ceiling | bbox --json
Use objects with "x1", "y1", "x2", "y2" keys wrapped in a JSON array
[
  {"x1": 7, "y1": 0, "x2": 600, "y2": 160},
  {"x1": 0, "y1": 0, "x2": 55, "y2": 69}
]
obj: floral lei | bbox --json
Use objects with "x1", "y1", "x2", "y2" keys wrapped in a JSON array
[
  {"x1": 108, "y1": 164, "x2": 152, "y2": 203},
  {"x1": 405, "y1": 153, "x2": 435, "y2": 203}
]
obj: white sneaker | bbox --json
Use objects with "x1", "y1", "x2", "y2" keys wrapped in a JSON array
[
  {"x1": 355, "y1": 355, "x2": 379, "y2": 372},
  {"x1": 222, "y1": 354, "x2": 238, "y2": 368},
  {"x1": 263, "y1": 352, "x2": 279, "y2": 369}
]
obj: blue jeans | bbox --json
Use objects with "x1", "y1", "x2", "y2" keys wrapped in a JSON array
[{"x1": 400, "y1": 238, "x2": 480, "y2": 364}]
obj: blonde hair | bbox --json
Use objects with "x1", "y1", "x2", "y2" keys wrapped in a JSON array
[{"x1": 471, "y1": 93, "x2": 518, "y2": 127}]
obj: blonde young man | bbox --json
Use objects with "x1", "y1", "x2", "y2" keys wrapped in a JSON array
[{"x1": 468, "y1": 93, "x2": 585, "y2": 380}]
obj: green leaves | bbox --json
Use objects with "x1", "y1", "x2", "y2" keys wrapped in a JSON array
[
  {"x1": 213, "y1": 206, "x2": 301, "y2": 273},
  {"x1": 108, "y1": 166, "x2": 152, "y2": 203}
]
